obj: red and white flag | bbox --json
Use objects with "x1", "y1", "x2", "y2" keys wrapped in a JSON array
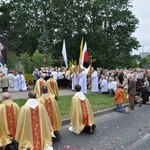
[{"x1": 81, "y1": 41, "x2": 88, "y2": 66}]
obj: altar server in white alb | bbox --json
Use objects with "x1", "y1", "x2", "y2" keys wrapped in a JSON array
[
  {"x1": 71, "y1": 67, "x2": 79, "y2": 91},
  {"x1": 91, "y1": 68, "x2": 99, "y2": 93},
  {"x1": 13, "y1": 72, "x2": 19, "y2": 91},
  {"x1": 78, "y1": 66, "x2": 87, "y2": 94},
  {"x1": 18, "y1": 72, "x2": 27, "y2": 91}
]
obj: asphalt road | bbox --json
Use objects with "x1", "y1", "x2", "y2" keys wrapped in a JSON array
[
  {"x1": 1, "y1": 89, "x2": 150, "y2": 149},
  {"x1": 0, "y1": 88, "x2": 75, "y2": 100},
  {"x1": 53, "y1": 104, "x2": 150, "y2": 150}
]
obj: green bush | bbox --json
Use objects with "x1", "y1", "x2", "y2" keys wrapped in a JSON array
[{"x1": 24, "y1": 74, "x2": 34, "y2": 85}]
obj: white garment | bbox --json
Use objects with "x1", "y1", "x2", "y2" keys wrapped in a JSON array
[
  {"x1": 7, "y1": 73, "x2": 14, "y2": 88},
  {"x1": 108, "y1": 81, "x2": 117, "y2": 92},
  {"x1": 75, "y1": 91, "x2": 85, "y2": 100},
  {"x1": 91, "y1": 71, "x2": 99, "y2": 92},
  {"x1": 78, "y1": 71, "x2": 87, "y2": 94},
  {"x1": 51, "y1": 71, "x2": 58, "y2": 80},
  {"x1": 25, "y1": 98, "x2": 39, "y2": 109},
  {"x1": 57, "y1": 71, "x2": 64, "y2": 80},
  {"x1": 13, "y1": 75, "x2": 19, "y2": 91},
  {"x1": 44, "y1": 146, "x2": 53, "y2": 150},
  {"x1": 65, "y1": 70, "x2": 71, "y2": 80},
  {"x1": 71, "y1": 73, "x2": 79, "y2": 90},
  {"x1": 18, "y1": 74, "x2": 27, "y2": 91},
  {"x1": 100, "y1": 79, "x2": 108, "y2": 93}
]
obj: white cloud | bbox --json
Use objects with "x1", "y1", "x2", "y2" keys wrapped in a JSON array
[{"x1": 131, "y1": 0, "x2": 150, "y2": 54}]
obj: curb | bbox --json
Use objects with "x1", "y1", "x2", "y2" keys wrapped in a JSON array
[{"x1": 62, "y1": 103, "x2": 130, "y2": 126}]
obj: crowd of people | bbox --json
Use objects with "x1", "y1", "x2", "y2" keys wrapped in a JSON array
[
  {"x1": 0, "y1": 65, "x2": 150, "y2": 149},
  {"x1": 0, "y1": 71, "x2": 27, "y2": 92}
]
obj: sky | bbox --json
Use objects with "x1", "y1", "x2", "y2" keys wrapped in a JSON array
[{"x1": 131, "y1": 0, "x2": 150, "y2": 55}]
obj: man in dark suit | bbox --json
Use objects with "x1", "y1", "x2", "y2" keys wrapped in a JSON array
[
  {"x1": 0, "y1": 73, "x2": 9, "y2": 92},
  {"x1": 128, "y1": 75, "x2": 136, "y2": 110}
]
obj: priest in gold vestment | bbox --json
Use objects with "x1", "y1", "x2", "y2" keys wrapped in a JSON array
[
  {"x1": 0, "y1": 92, "x2": 19, "y2": 149},
  {"x1": 34, "y1": 74, "x2": 46, "y2": 98},
  {"x1": 38, "y1": 86, "x2": 62, "y2": 141},
  {"x1": 15, "y1": 91, "x2": 54, "y2": 150},
  {"x1": 46, "y1": 75, "x2": 59, "y2": 100},
  {"x1": 69, "y1": 84, "x2": 96, "y2": 134}
]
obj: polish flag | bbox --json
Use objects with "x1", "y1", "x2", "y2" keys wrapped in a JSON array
[{"x1": 81, "y1": 41, "x2": 88, "y2": 65}]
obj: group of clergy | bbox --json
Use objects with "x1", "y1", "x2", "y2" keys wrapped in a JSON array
[
  {"x1": 0, "y1": 73, "x2": 96, "y2": 150},
  {"x1": 33, "y1": 65, "x2": 100, "y2": 95}
]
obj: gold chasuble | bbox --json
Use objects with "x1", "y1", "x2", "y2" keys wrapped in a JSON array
[
  {"x1": 38, "y1": 94, "x2": 62, "y2": 131},
  {"x1": 15, "y1": 99, "x2": 55, "y2": 150},
  {"x1": 69, "y1": 92, "x2": 95, "y2": 134},
  {"x1": 34, "y1": 78, "x2": 46, "y2": 98},
  {"x1": 0, "y1": 100, "x2": 19, "y2": 147},
  {"x1": 46, "y1": 78, "x2": 58, "y2": 97}
]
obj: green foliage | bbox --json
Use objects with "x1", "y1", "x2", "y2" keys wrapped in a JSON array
[
  {"x1": 19, "y1": 52, "x2": 33, "y2": 73},
  {"x1": 32, "y1": 49, "x2": 44, "y2": 69},
  {"x1": 7, "y1": 51, "x2": 18, "y2": 70},
  {"x1": 38, "y1": 25, "x2": 52, "y2": 54},
  {"x1": 0, "y1": 0, "x2": 140, "y2": 69},
  {"x1": 24, "y1": 74, "x2": 34, "y2": 85}
]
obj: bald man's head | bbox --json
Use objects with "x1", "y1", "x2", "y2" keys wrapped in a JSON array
[{"x1": 2, "y1": 92, "x2": 11, "y2": 100}]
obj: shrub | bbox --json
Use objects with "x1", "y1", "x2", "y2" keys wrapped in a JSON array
[{"x1": 24, "y1": 74, "x2": 34, "y2": 85}]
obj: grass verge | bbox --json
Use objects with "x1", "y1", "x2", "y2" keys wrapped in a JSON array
[{"x1": 0, "y1": 93, "x2": 129, "y2": 119}]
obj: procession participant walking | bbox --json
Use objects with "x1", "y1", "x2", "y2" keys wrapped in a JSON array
[
  {"x1": 46, "y1": 74, "x2": 59, "y2": 100},
  {"x1": 38, "y1": 86, "x2": 62, "y2": 141},
  {"x1": 34, "y1": 73, "x2": 46, "y2": 98},
  {"x1": 0, "y1": 92, "x2": 19, "y2": 150},
  {"x1": 15, "y1": 91, "x2": 54, "y2": 150}
]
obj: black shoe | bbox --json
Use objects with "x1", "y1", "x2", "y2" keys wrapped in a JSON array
[
  {"x1": 89, "y1": 126, "x2": 94, "y2": 134},
  {"x1": 130, "y1": 106, "x2": 134, "y2": 110},
  {"x1": 54, "y1": 130, "x2": 61, "y2": 141},
  {"x1": 92, "y1": 124, "x2": 96, "y2": 133},
  {"x1": 139, "y1": 102, "x2": 142, "y2": 107},
  {"x1": 55, "y1": 96, "x2": 58, "y2": 101}
]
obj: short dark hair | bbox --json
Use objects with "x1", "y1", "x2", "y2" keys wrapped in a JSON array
[
  {"x1": 41, "y1": 86, "x2": 48, "y2": 94},
  {"x1": 74, "y1": 84, "x2": 81, "y2": 92},
  {"x1": 28, "y1": 91, "x2": 36, "y2": 99}
]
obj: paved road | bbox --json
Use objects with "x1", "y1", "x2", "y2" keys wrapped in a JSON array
[
  {"x1": 1, "y1": 88, "x2": 150, "y2": 149},
  {"x1": 0, "y1": 88, "x2": 75, "y2": 100},
  {"x1": 53, "y1": 105, "x2": 150, "y2": 150}
]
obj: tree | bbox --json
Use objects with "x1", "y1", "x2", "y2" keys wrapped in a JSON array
[
  {"x1": 0, "y1": 0, "x2": 140, "y2": 69},
  {"x1": 37, "y1": 25, "x2": 52, "y2": 54},
  {"x1": 19, "y1": 52, "x2": 33, "y2": 73},
  {"x1": 7, "y1": 51, "x2": 18, "y2": 70}
]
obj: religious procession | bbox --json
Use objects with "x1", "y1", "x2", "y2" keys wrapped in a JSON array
[
  {"x1": 0, "y1": 37, "x2": 150, "y2": 149},
  {"x1": 0, "y1": 30, "x2": 149, "y2": 150},
  {"x1": 1, "y1": 58, "x2": 150, "y2": 149}
]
